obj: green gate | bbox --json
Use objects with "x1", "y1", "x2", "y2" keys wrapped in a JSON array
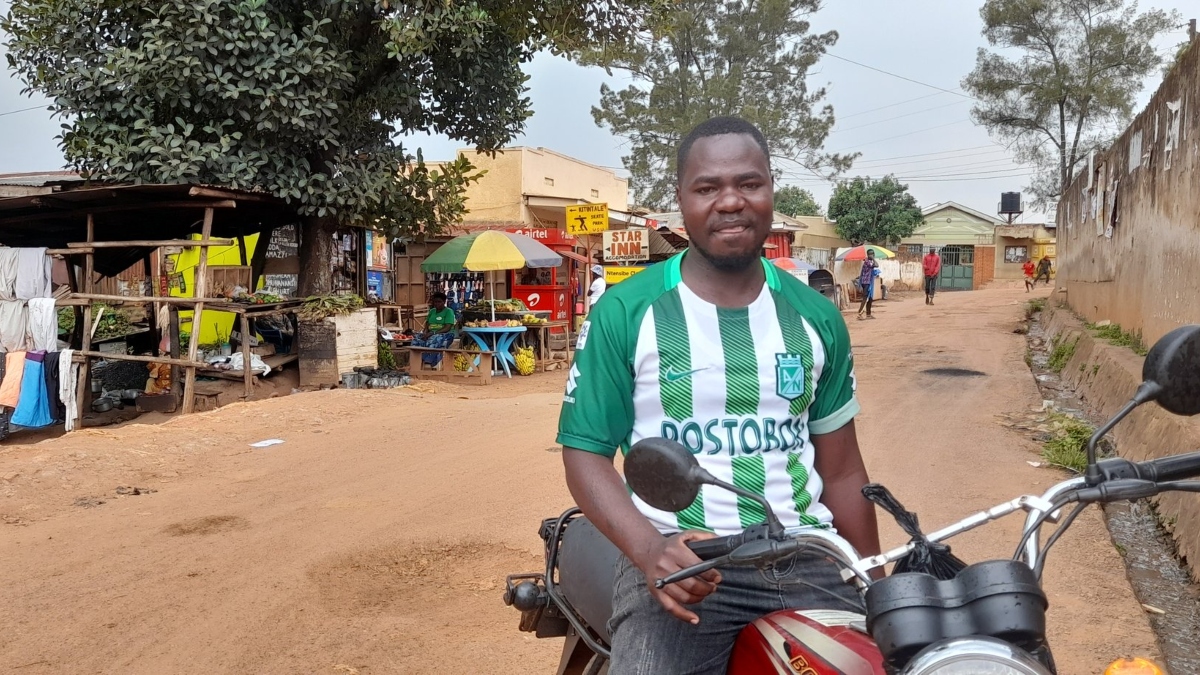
[{"x1": 937, "y1": 245, "x2": 974, "y2": 291}]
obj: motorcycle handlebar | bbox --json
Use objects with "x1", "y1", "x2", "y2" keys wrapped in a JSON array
[
  {"x1": 1135, "y1": 450, "x2": 1200, "y2": 482},
  {"x1": 686, "y1": 533, "x2": 744, "y2": 560}
]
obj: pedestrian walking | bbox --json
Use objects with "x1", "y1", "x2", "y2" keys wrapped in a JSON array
[
  {"x1": 922, "y1": 248, "x2": 941, "y2": 305},
  {"x1": 1035, "y1": 256, "x2": 1052, "y2": 286},
  {"x1": 1022, "y1": 258, "x2": 1035, "y2": 293},
  {"x1": 856, "y1": 249, "x2": 881, "y2": 320}
]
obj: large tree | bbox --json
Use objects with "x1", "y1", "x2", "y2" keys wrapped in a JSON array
[
  {"x1": 826, "y1": 176, "x2": 922, "y2": 246},
  {"x1": 962, "y1": 0, "x2": 1178, "y2": 208},
  {"x1": 2, "y1": 0, "x2": 658, "y2": 294},
  {"x1": 588, "y1": 0, "x2": 853, "y2": 210},
  {"x1": 774, "y1": 185, "x2": 823, "y2": 217}
]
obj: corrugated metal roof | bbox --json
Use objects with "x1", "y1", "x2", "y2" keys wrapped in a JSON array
[{"x1": 0, "y1": 171, "x2": 83, "y2": 186}]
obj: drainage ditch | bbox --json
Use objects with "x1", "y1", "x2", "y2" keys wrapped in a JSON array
[{"x1": 1025, "y1": 311, "x2": 1200, "y2": 674}]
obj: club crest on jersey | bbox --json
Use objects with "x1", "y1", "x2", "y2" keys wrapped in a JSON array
[{"x1": 775, "y1": 353, "x2": 806, "y2": 400}]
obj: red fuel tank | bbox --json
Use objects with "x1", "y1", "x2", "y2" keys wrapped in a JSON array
[{"x1": 727, "y1": 609, "x2": 886, "y2": 675}]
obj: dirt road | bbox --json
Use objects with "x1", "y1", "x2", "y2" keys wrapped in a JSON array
[{"x1": 0, "y1": 286, "x2": 1159, "y2": 674}]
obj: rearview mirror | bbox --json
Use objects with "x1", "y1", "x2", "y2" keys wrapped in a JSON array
[
  {"x1": 624, "y1": 438, "x2": 704, "y2": 512},
  {"x1": 1143, "y1": 325, "x2": 1200, "y2": 417}
]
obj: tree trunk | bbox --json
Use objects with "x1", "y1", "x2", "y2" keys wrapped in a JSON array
[{"x1": 299, "y1": 214, "x2": 338, "y2": 296}]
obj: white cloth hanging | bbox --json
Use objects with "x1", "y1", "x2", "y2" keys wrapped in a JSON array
[
  {"x1": 15, "y1": 248, "x2": 52, "y2": 300},
  {"x1": 59, "y1": 349, "x2": 80, "y2": 432},
  {"x1": 0, "y1": 248, "x2": 18, "y2": 301},
  {"x1": 0, "y1": 300, "x2": 29, "y2": 352},
  {"x1": 28, "y1": 297, "x2": 58, "y2": 352}
]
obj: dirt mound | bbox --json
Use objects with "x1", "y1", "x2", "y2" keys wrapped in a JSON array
[
  {"x1": 163, "y1": 515, "x2": 249, "y2": 537},
  {"x1": 309, "y1": 539, "x2": 540, "y2": 617}
]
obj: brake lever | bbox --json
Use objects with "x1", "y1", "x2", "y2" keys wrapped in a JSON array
[
  {"x1": 655, "y1": 556, "x2": 727, "y2": 589},
  {"x1": 654, "y1": 539, "x2": 806, "y2": 589}
]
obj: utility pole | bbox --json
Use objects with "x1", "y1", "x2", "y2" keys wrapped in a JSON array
[{"x1": 1189, "y1": 18, "x2": 1196, "y2": 43}]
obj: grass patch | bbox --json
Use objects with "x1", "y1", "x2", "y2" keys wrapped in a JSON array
[
  {"x1": 1047, "y1": 336, "x2": 1079, "y2": 373},
  {"x1": 1024, "y1": 347, "x2": 1033, "y2": 368},
  {"x1": 1041, "y1": 412, "x2": 1093, "y2": 473},
  {"x1": 1024, "y1": 298, "x2": 1046, "y2": 319},
  {"x1": 1088, "y1": 323, "x2": 1148, "y2": 356}
]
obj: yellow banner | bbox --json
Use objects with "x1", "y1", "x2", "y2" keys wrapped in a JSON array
[
  {"x1": 605, "y1": 266, "x2": 647, "y2": 284},
  {"x1": 566, "y1": 203, "x2": 609, "y2": 235}
]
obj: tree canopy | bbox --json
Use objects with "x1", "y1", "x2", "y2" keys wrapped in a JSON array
[
  {"x1": 773, "y1": 186, "x2": 823, "y2": 217},
  {"x1": 588, "y1": 0, "x2": 853, "y2": 210},
  {"x1": 962, "y1": 0, "x2": 1178, "y2": 208},
  {"x1": 826, "y1": 176, "x2": 922, "y2": 246},
  {"x1": 2, "y1": 0, "x2": 660, "y2": 293}
]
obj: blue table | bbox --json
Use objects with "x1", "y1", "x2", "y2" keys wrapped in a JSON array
[{"x1": 461, "y1": 326, "x2": 527, "y2": 378}]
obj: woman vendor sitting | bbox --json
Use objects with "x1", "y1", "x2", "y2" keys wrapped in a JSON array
[{"x1": 412, "y1": 292, "x2": 457, "y2": 365}]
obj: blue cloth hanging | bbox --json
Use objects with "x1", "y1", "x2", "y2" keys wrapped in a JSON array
[{"x1": 11, "y1": 351, "x2": 52, "y2": 428}]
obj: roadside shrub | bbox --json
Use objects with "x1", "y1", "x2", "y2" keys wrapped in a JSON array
[
  {"x1": 1090, "y1": 323, "x2": 1148, "y2": 356},
  {"x1": 1047, "y1": 336, "x2": 1078, "y2": 373},
  {"x1": 1041, "y1": 413, "x2": 1093, "y2": 473}
]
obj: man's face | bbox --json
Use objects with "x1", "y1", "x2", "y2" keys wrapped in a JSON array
[
  {"x1": 433, "y1": 297, "x2": 446, "y2": 309},
  {"x1": 676, "y1": 133, "x2": 773, "y2": 272}
]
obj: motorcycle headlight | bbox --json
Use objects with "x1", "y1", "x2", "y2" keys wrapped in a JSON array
[{"x1": 903, "y1": 637, "x2": 1051, "y2": 675}]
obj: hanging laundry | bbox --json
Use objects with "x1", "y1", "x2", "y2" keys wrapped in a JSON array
[
  {"x1": 27, "y1": 297, "x2": 57, "y2": 352},
  {"x1": 0, "y1": 248, "x2": 18, "y2": 301},
  {"x1": 0, "y1": 353, "x2": 7, "y2": 441},
  {"x1": 0, "y1": 350, "x2": 26, "y2": 408},
  {"x1": 59, "y1": 349, "x2": 80, "y2": 432},
  {"x1": 12, "y1": 351, "x2": 53, "y2": 428},
  {"x1": 0, "y1": 300, "x2": 28, "y2": 352},
  {"x1": 43, "y1": 350, "x2": 63, "y2": 423},
  {"x1": 15, "y1": 247, "x2": 52, "y2": 300}
]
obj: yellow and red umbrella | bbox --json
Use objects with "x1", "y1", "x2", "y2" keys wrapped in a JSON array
[
  {"x1": 421, "y1": 231, "x2": 562, "y2": 272},
  {"x1": 836, "y1": 245, "x2": 895, "y2": 262}
]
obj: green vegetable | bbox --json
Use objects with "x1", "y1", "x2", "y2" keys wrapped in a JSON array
[{"x1": 298, "y1": 294, "x2": 365, "y2": 321}]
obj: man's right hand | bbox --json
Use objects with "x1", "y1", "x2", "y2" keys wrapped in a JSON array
[{"x1": 635, "y1": 530, "x2": 722, "y2": 625}]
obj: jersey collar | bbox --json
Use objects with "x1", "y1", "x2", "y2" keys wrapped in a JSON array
[{"x1": 665, "y1": 250, "x2": 781, "y2": 293}]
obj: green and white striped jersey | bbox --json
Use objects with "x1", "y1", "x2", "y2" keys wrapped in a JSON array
[{"x1": 557, "y1": 253, "x2": 860, "y2": 536}]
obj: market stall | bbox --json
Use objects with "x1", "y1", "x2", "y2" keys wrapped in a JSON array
[{"x1": 417, "y1": 231, "x2": 561, "y2": 380}]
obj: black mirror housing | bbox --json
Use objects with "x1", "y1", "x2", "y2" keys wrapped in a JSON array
[
  {"x1": 1143, "y1": 325, "x2": 1200, "y2": 417},
  {"x1": 625, "y1": 438, "x2": 703, "y2": 512}
]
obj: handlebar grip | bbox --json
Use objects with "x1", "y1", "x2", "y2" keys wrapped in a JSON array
[
  {"x1": 686, "y1": 534, "x2": 743, "y2": 561},
  {"x1": 1138, "y1": 450, "x2": 1200, "y2": 482}
]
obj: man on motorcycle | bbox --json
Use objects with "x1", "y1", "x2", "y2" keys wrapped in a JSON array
[{"x1": 557, "y1": 116, "x2": 882, "y2": 674}]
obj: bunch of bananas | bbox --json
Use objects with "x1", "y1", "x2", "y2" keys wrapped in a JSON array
[
  {"x1": 514, "y1": 346, "x2": 536, "y2": 376},
  {"x1": 453, "y1": 353, "x2": 472, "y2": 372}
]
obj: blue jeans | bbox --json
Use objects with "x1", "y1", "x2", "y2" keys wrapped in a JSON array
[{"x1": 606, "y1": 552, "x2": 863, "y2": 674}]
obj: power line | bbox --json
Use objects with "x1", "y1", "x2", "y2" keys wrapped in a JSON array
[
  {"x1": 853, "y1": 155, "x2": 1014, "y2": 174},
  {"x1": 854, "y1": 148, "x2": 1009, "y2": 168},
  {"x1": 848, "y1": 144, "x2": 1002, "y2": 164},
  {"x1": 901, "y1": 173, "x2": 1033, "y2": 183},
  {"x1": 897, "y1": 166, "x2": 1034, "y2": 179},
  {"x1": 837, "y1": 92, "x2": 947, "y2": 120},
  {"x1": 832, "y1": 119, "x2": 975, "y2": 152},
  {"x1": 0, "y1": 105, "x2": 46, "y2": 117},
  {"x1": 829, "y1": 99, "x2": 971, "y2": 134},
  {"x1": 824, "y1": 53, "x2": 975, "y2": 100}
]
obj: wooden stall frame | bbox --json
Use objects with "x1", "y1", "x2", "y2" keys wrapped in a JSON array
[{"x1": 57, "y1": 206, "x2": 298, "y2": 424}]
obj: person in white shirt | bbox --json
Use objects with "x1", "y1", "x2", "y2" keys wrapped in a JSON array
[{"x1": 587, "y1": 264, "x2": 607, "y2": 311}]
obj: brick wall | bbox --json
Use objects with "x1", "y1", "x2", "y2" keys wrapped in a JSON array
[{"x1": 973, "y1": 245, "x2": 995, "y2": 289}]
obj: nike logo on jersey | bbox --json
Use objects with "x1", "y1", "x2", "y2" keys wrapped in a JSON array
[{"x1": 664, "y1": 367, "x2": 707, "y2": 382}]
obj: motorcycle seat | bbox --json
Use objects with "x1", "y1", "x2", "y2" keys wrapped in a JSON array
[{"x1": 557, "y1": 516, "x2": 621, "y2": 645}]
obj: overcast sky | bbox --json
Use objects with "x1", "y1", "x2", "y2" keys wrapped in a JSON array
[{"x1": 2, "y1": 0, "x2": 1193, "y2": 222}]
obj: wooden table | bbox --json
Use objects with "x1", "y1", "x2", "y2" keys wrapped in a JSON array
[
  {"x1": 521, "y1": 321, "x2": 570, "y2": 372},
  {"x1": 204, "y1": 300, "x2": 303, "y2": 398}
]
